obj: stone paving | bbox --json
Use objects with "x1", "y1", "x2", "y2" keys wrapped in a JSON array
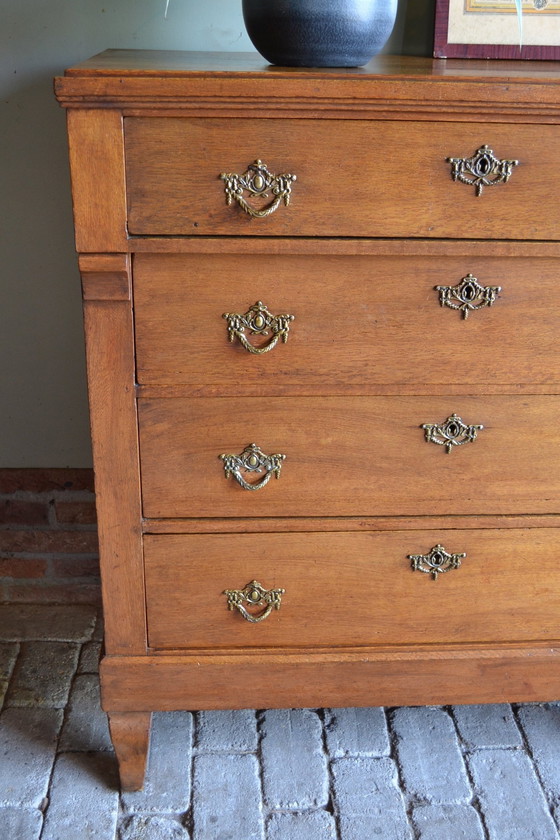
[{"x1": 1, "y1": 604, "x2": 559, "y2": 840}]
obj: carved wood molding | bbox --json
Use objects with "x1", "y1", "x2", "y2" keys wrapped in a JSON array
[
  {"x1": 56, "y1": 97, "x2": 560, "y2": 123},
  {"x1": 55, "y1": 80, "x2": 560, "y2": 122},
  {"x1": 79, "y1": 254, "x2": 131, "y2": 301}
]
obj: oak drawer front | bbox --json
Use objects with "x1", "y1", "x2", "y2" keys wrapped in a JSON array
[
  {"x1": 138, "y1": 396, "x2": 560, "y2": 518},
  {"x1": 134, "y1": 253, "x2": 560, "y2": 387},
  {"x1": 124, "y1": 118, "x2": 559, "y2": 239},
  {"x1": 144, "y1": 529, "x2": 560, "y2": 650}
]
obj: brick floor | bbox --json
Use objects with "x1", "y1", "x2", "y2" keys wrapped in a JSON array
[{"x1": 1, "y1": 605, "x2": 559, "y2": 840}]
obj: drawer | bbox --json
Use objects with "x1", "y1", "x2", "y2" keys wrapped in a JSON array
[
  {"x1": 138, "y1": 396, "x2": 560, "y2": 518},
  {"x1": 125, "y1": 118, "x2": 560, "y2": 239},
  {"x1": 134, "y1": 252, "x2": 560, "y2": 387},
  {"x1": 144, "y1": 529, "x2": 560, "y2": 649}
]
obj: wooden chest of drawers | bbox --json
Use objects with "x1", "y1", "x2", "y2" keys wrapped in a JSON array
[{"x1": 56, "y1": 50, "x2": 560, "y2": 791}]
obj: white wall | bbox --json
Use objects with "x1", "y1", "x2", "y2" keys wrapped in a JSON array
[{"x1": 0, "y1": 0, "x2": 431, "y2": 466}]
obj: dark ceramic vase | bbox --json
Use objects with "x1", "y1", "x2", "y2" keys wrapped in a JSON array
[{"x1": 242, "y1": 0, "x2": 398, "y2": 67}]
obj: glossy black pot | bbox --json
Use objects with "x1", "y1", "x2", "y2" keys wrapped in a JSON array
[{"x1": 242, "y1": 0, "x2": 398, "y2": 67}]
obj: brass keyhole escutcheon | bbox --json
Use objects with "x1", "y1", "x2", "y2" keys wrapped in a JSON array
[
  {"x1": 436, "y1": 274, "x2": 501, "y2": 319},
  {"x1": 446, "y1": 145, "x2": 519, "y2": 196},
  {"x1": 421, "y1": 413, "x2": 483, "y2": 453},
  {"x1": 408, "y1": 544, "x2": 466, "y2": 581}
]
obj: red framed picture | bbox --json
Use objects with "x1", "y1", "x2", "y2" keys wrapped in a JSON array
[{"x1": 434, "y1": 0, "x2": 560, "y2": 59}]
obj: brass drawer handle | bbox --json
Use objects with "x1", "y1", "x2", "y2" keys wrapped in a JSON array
[
  {"x1": 436, "y1": 274, "x2": 501, "y2": 319},
  {"x1": 220, "y1": 443, "x2": 286, "y2": 491},
  {"x1": 422, "y1": 413, "x2": 483, "y2": 453},
  {"x1": 223, "y1": 301, "x2": 295, "y2": 355},
  {"x1": 223, "y1": 580, "x2": 285, "y2": 623},
  {"x1": 447, "y1": 145, "x2": 519, "y2": 196},
  {"x1": 408, "y1": 544, "x2": 466, "y2": 581},
  {"x1": 220, "y1": 159, "x2": 296, "y2": 218}
]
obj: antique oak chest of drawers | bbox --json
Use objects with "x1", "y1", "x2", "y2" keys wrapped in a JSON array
[{"x1": 56, "y1": 51, "x2": 560, "y2": 790}]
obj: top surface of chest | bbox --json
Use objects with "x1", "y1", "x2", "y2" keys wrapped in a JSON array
[{"x1": 56, "y1": 49, "x2": 560, "y2": 108}]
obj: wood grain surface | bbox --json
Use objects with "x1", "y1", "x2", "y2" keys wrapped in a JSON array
[
  {"x1": 124, "y1": 117, "x2": 559, "y2": 239},
  {"x1": 143, "y1": 514, "x2": 560, "y2": 534},
  {"x1": 143, "y1": 529, "x2": 560, "y2": 650},
  {"x1": 138, "y1": 395, "x2": 560, "y2": 517},
  {"x1": 67, "y1": 109, "x2": 127, "y2": 252},
  {"x1": 57, "y1": 50, "x2": 560, "y2": 789},
  {"x1": 133, "y1": 252, "x2": 560, "y2": 388},
  {"x1": 100, "y1": 646, "x2": 560, "y2": 711},
  {"x1": 107, "y1": 712, "x2": 152, "y2": 791},
  {"x1": 55, "y1": 52, "x2": 560, "y2": 124},
  {"x1": 81, "y1": 256, "x2": 147, "y2": 655}
]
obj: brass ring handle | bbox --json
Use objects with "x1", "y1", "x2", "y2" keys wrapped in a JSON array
[
  {"x1": 223, "y1": 301, "x2": 295, "y2": 355},
  {"x1": 220, "y1": 159, "x2": 296, "y2": 218},
  {"x1": 422, "y1": 413, "x2": 483, "y2": 453},
  {"x1": 408, "y1": 544, "x2": 466, "y2": 581},
  {"x1": 220, "y1": 443, "x2": 286, "y2": 491},
  {"x1": 223, "y1": 580, "x2": 285, "y2": 622},
  {"x1": 436, "y1": 274, "x2": 501, "y2": 319},
  {"x1": 447, "y1": 145, "x2": 519, "y2": 196}
]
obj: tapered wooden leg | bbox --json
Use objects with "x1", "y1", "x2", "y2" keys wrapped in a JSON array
[{"x1": 108, "y1": 711, "x2": 152, "y2": 791}]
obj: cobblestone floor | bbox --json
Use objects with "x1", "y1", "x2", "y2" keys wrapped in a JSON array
[{"x1": 1, "y1": 604, "x2": 560, "y2": 840}]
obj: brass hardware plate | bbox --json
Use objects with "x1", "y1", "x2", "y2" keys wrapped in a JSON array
[
  {"x1": 220, "y1": 159, "x2": 296, "y2": 218},
  {"x1": 219, "y1": 443, "x2": 286, "y2": 491},
  {"x1": 436, "y1": 273, "x2": 501, "y2": 319},
  {"x1": 422, "y1": 413, "x2": 483, "y2": 453},
  {"x1": 447, "y1": 145, "x2": 519, "y2": 196},
  {"x1": 223, "y1": 579, "x2": 285, "y2": 622},
  {"x1": 408, "y1": 544, "x2": 466, "y2": 581},
  {"x1": 223, "y1": 301, "x2": 295, "y2": 355}
]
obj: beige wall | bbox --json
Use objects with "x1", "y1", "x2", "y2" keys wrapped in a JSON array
[{"x1": 0, "y1": 0, "x2": 433, "y2": 467}]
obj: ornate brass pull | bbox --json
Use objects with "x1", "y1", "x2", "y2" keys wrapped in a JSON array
[
  {"x1": 223, "y1": 580, "x2": 286, "y2": 624},
  {"x1": 220, "y1": 443, "x2": 286, "y2": 491},
  {"x1": 422, "y1": 413, "x2": 483, "y2": 453},
  {"x1": 223, "y1": 301, "x2": 294, "y2": 355},
  {"x1": 408, "y1": 544, "x2": 466, "y2": 581},
  {"x1": 223, "y1": 580, "x2": 285, "y2": 622},
  {"x1": 447, "y1": 145, "x2": 519, "y2": 196},
  {"x1": 436, "y1": 274, "x2": 501, "y2": 319},
  {"x1": 220, "y1": 159, "x2": 296, "y2": 218}
]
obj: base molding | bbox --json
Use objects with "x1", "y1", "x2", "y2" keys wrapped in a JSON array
[{"x1": 100, "y1": 644, "x2": 560, "y2": 711}]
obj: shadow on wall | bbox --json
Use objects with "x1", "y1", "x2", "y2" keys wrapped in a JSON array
[
  {"x1": 0, "y1": 0, "x2": 253, "y2": 469},
  {"x1": 405, "y1": 0, "x2": 436, "y2": 56},
  {"x1": 1, "y1": 64, "x2": 88, "y2": 468}
]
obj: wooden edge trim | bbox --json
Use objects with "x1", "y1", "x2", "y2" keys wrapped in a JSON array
[
  {"x1": 57, "y1": 102, "x2": 560, "y2": 124},
  {"x1": 140, "y1": 641, "x2": 560, "y2": 658},
  {"x1": 82, "y1": 260, "x2": 146, "y2": 654},
  {"x1": 100, "y1": 645, "x2": 560, "y2": 710},
  {"x1": 129, "y1": 238, "x2": 560, "y2": 257},
  {"x1": 137, "y1": 384, "x2": 560, "y2": 399},
  {"x1": 80, "y1": 254, "x2": 131, "y2": 300},
  {"x1": 54, "y1": 76, "x2": 560, "y2": 113},
  {"x1": 141, "y1": 515, "x2": 560, "y2": 535},
  {"x1": 79, "y1": 253, "x2": 130, "y2": 273},
  {"x1": 67, "y1": 110, "x2": 128, "y2": 253}
]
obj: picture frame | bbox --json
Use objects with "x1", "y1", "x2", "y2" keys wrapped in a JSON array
[{"x1": 434, "y1": 0, "x2": 560, "y2": 59}]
